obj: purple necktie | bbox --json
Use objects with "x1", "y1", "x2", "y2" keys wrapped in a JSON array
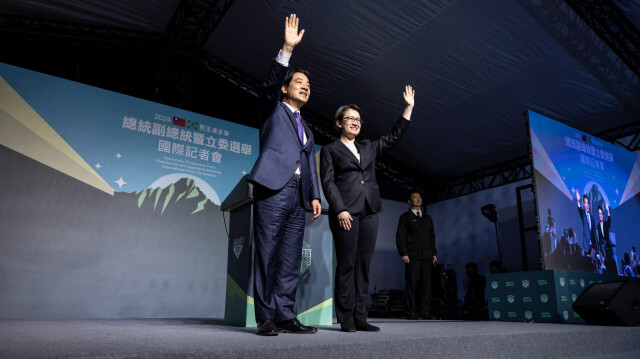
[{"x1": 295, "y1": 111, "x2": 304, "y2": 144}]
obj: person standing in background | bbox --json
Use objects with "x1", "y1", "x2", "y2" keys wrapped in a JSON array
[{"x1": 396, "y1": 191, "x2": 437, "y2": 320}]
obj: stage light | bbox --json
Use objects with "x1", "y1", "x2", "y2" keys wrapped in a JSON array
[
  {"x1": 481, "y1": 204, "x2": 498, "y2": 223},
  {"x1": 481, "y1": 203, "x2": 502, "y2": 263}
]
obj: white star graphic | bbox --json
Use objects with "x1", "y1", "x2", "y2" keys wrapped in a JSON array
[
  {"x1": 94, "y1": 163, "x2": 102, "y2": 170},
  {"x1": 115, "y1": 153, "x2": 122, "y2": 159},
  {"x1": 241, "y1": 170, "x2": 247, "y2": 175},
  {"x1": 615, "y1": 188, "x2": 619, "y2": 196},
  {"x1": 114, "y1": 177, "x2": 127, "y2": 189}
]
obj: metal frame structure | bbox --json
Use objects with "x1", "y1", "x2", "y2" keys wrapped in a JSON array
[
  {"x1": 156, "y1": 0, "x2": 235, "y2": 108},
  {"x1": 596, "y1": 120, "x2": 640, "y2": 152},
  {"x1": 564, "y1": 0, "x2": 640, "y2": 80},
  {"x1": 0, "y1": 12, "x2": 161, "y2": 48},
  {"x1": 424, "y1": 156, "x2": 533, "y2": 204},
  {"x1": 516, "y1": 184, "x2": 541, "y2": 271}
]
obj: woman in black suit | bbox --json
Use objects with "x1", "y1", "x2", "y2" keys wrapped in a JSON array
[{"x1": 320, "y1": 86, "x2": 415, "y2": 332}]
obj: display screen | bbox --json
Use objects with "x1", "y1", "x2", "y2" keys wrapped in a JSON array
[{"x1": 529, "y1": 110, "x2": 640, "y2": 276}]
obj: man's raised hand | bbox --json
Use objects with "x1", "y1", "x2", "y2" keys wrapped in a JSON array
[{"x1": 283, "y1": 14, "x2": 305, "y2": 53}]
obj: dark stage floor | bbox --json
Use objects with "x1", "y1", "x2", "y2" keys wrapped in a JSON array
[{"x1": 0, "y1": 318, "x2": 638, "y2": 358}]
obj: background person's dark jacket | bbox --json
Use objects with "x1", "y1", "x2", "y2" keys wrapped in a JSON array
[{"x1": 396, "y1": 210, "x2": 437, "y2": 260}]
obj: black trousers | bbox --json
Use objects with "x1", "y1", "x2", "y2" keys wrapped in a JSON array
[
  {"x1": 329, "y1": 203, "x2": 379, "y2": 325},
  {"x1": 405, "y1": 257, "x2": 433, "y2": 316}
]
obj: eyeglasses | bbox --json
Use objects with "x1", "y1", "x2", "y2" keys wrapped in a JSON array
[{"x1": 343, "y1": 116, "x2": 363, "y2": 125}]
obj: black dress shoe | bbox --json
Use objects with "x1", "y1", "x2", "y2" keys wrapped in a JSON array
[
  {"x1": 355, "y1": 322, "x2": 380, "y2": 332},
  {"x1": 340, "y1": 322, "x2": 356, "y2": 332},
  {"x1": 406, "y1": 313, "x2": 419, "y2": 320},
  {"x1": 275, "y1": 318, "x2": 317, "y2": 334},
  {"x1": 256, "y1": 319, "x2": 279, "y2": 336}
]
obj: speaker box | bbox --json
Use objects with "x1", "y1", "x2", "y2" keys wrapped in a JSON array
[{"x1": 572, "y1": 280, "x2": 640, "y2": 326}]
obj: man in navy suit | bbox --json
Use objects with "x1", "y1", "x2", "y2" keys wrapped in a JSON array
[
  {"x1": 575, "y1": 189, "x2": 596, "y2": 256},
  {"x1": 247, "y1": 14, "x2": 322, "y2": 336}
]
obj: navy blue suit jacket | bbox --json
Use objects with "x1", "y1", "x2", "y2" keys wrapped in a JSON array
[
  {"x1": 248, "y1": 59, "x2": 321, "y2": 206},
  {"x1": 577, "y1": 206, "x2": 596, "y2": 251},
  {"x1": 320, "y1": 116, "x2": 410, "y2": 216}
]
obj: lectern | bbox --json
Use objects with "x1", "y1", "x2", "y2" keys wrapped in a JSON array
[{"x1": 221, "y1": 175, "x2": 333, "y2": 327}]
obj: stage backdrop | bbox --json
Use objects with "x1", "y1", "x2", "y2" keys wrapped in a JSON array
[
  {"x1": 530, "y1": 110, "x2": 640, "y2": 276},
  {"x1": 0, "y1": 61, "x2": 261, "y2": 317}
]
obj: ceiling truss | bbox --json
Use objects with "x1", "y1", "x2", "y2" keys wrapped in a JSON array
[
  {"x1": 155, "y1": 0, "x2": 235, "y2": 108},
  {"x1": 564, "y1": 0, "x2": 640, "y2": 80}
]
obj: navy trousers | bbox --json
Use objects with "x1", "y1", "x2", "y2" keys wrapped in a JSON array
[
  {"x1": 252, "y1": 177, "x2": 305, "y2": 322},
  {"x1": 329, "y1": 203, "x2": 379, "y2": 325}
]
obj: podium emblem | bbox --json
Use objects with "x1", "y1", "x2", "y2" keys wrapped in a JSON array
[
  {"x1": 233, "y1": 237, "x2": 244, "y2": 259},
  {"x1": 300, "y1": 241, "x2": 312, "y2": 275}
]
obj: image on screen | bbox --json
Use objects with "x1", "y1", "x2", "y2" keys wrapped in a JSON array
[{"x1": 529, "y1": 110, "x2": 640, "y2": 276}]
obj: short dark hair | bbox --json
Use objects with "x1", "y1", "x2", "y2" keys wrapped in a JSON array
[
  {"x1": 283, "y1": 67, "x2": 310, "y2": 88},
  {"x1": 281, "y1": 67, "x2": 310, "y2": 101},
  {"x1": 582, "y1": 195, "x2": 589, "y2": 204},
  {"x1": 334, "y1": 104, "x2": 362, "y2": 134},
  {"x1": 598, "y1": 205, "x2": 603, "y2": 212}
]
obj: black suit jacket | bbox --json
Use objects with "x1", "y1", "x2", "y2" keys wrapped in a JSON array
[
  {"x1": 596, "y1": 217, "x2": 611, "y2": 249},
  {"x1": 396, "y1": 209, "x2": 437, "y2": 260},
  {"x1": 320, "y1": 116, "x2": 410, "y2": 215}
]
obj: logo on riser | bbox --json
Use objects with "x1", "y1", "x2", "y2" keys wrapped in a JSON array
[
  {"x1": 300, "y1": 241, "x2": 312, "y2": 275},
  {"x1": 233, "y1": 237, "x2": 244, "y2": 259}
]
